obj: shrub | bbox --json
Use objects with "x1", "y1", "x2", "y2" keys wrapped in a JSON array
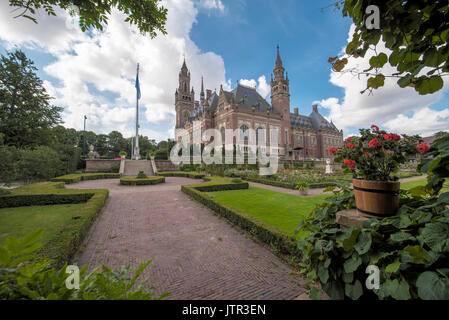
[
  {"x1": 136, "y1": 171, "x2": 148, "y2": 179},
  {"x1": 231, "y1": 178, "x2": 242, "y2": 183},
  {"x1": 51, "y1": 173, "x2": 120, "y2": 184},
  {"x1": 0, "y1": 230, "x2": 170, "y2": 300},
  {"x1": 156, "y1": 171, "x2": 204, "y2": 179},
  {"x1": 120, "y1": 176, "x2": 165, "y2": 186},
  {"x1": 296, "y1": 181, "x2": 309, "y2": 193},
  {"x1": 0, "y1": 193, "x2": 94, "y2": 209},
  {"x1": 119, "y1": 151, "x2": 127, "y2": 157},
  {"x1": 154, "y1": 149, "x2": 168, "y2": 160}
]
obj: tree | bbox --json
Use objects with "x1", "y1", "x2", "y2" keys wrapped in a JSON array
[
  {"x1": 328, "y1": 0, "x2": 449, "y2": 95},
  {"x1": 108, "y1": 130, "x2": 126, "y2": 157},
  {"x1": 0, "y1": 50, "x2": 62, "y2": 147},
  {"x1": 8, "y1": 0, "x2": 168, "y2": 37}
]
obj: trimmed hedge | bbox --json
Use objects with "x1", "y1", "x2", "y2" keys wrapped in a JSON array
[
  {"x1": 181, "y1": 185, "x2": 298, "y2": 257},
  {"x1": 243, "y1": 176, "x2": 336, "y2": 190},
  {"x1": 0, "y1": 188, "x2": 11, "y2": 196},
  {"x1": 41, "y1": 188, "x2": 109, "y2": 268},
  {"x1": 51, "y1": 173, "x2": 120, "y2": 184},
  {"x1": 156, "y1": 171, "x2": 205, "y2": 179},
  {"x1": 0, "y1": 193, "x2": 94, "y2": 208},
  {"x1": 120, "y1": 176, "x2": 165, "y2": 186}
]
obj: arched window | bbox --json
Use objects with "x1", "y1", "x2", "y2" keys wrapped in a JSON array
[
  {"x1": 220, "y1": 127, "x2": 225, "y2": 144},
  {"x1": 240, "y1": 125, "x2": 249, "y2": 143}
]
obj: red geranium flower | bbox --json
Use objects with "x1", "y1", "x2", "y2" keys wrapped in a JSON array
[
  {"x1": 345, "y1": 143, "x2": 356, "y2": 149},
  {"x1": 344, "y1": 137, "x2": 352, "y2": 142},
  {"x1": 384, "y1": 133, "x2": 401, "y2": 141},
  {"x1": 343, "y1": 159, "x2": 356, "y2": 170},
  {"x1": 328, "y1": 147, "x2": 338, "y2": 155},
  {"x1": 417, "y1": 143, "x2": 430, "y2": 154},
  {"x1": 371, "y1": 125, "x2": 380, "y2": 131},
  {"x1": 385, "y1": 150, "x2": 393, "y2": 154},
  {"x1": 369, "y1": 138, "x2": 382, "y2": 148},
  {"x1": 364, "y1": 152, "x2": 370, "y2": 156}
]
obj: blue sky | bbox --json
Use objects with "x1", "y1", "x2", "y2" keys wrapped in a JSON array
[{"x1": 0, "y1": 0, "x2": 448, "y2": 141}]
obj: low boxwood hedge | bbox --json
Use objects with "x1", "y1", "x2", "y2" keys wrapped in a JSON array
[
  {"x1": 243, "y1": 176, "x2": 336, "y2": 190},
  {"x1": 120, "y1": 176, "x2": 165, "y2": 186},
  {"x1": 156, "y1": 171, "x2": 205, "y2": 179},
  {"x1": 51, "y1": 173, "x2": 120, "y2": 184},
  {"x1": 0, "y1": 193, "x2": 94, "y2": 208},
  {"x1": 181, "y1": 184, "x2": 298, "y2": 257}
]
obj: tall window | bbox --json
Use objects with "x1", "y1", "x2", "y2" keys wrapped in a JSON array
[
  {"x1": 240, "y1": 125, "x2": 249, "y2": 143},
  {"x1": 220, "y1": 127, "x2": 225, "y2": 144},
  {"x1": 256, "y1": 127, "x2": 265, "y2": 145}
]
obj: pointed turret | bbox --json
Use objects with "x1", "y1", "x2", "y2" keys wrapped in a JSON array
[
  {"x1": 275, "y1": 44, "x2": 283, "y2": 68},
  {"x1": 200, "y1": 76, "x2": 205, "y2": 105}
]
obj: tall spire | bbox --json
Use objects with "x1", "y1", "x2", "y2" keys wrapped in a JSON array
[
  {"x1": 275, "y1": 44, "x2": 283, "y2": 68},
  {"x1": 181, "y1": 54, "x2": 188, "y2": 73},
  {"x1": 201, "y1": 76, "x2": 204, "y2": 96},
  {"x1": 200, "y1": 76, "x2": 205, "y2": 105}
]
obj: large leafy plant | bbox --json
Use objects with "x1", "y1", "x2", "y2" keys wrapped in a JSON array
[
  {"x1": 0, "y1": 230, "x2": 169, "y2": 300},
  {"x1": 297, "y1": 133, "x2": 449, "y2": 300},
  {"x1": 330, "y1": 125, "x2": 423, "y2": 181}
]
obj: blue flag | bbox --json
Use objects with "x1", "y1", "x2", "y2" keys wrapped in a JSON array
[{"x1": 135, "y1": 73, "x2": 141, "y2": 100}]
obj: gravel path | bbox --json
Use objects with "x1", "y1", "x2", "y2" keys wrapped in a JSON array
[{"x1": 67, "y1": 177, "x2": 306, "y2": 300}]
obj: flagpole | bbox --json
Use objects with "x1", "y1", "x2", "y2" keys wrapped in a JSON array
[{"x1": 134, "y1": 63, "x2": 140, "y2": 160}]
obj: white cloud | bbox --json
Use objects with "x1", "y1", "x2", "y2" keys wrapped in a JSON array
[
  {"x1": 315, "y1": 24, "x2": 449, "y2": 137},
  {"x1": 0, "y1": 0, "x2": 230, "y2": 140},
  {"x1": 199, "y1": 0, "x2": 225, "y2": 12},
  {"x1": 239, "y1": 75, "x2": 271, "y2": 99}
]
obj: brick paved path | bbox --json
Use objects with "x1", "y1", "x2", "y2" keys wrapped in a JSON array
[{"x1": 67, "y1": 177, "x2": 307, "y2": 300}]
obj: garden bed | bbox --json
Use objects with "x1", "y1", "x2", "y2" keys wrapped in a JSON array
[{"x1": 120, "y1": 176, "x2": 165, "y2": 186}]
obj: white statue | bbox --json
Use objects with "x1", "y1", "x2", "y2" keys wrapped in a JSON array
[{"x1": 325, "y1": 158, "x2": 333, "y2": 174}]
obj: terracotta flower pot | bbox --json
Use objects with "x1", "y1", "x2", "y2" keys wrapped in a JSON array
[{"x1": 353, "y1": 179, "x2": 400, "y2": 218}]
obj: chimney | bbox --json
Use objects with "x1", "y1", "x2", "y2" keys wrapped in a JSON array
[
  {"x1": 294, "y1": 107, "x2": 298, "y2": 115},
  {"x1": 312, "y1": 104, "x2": 318, "y2": 113},
  {"x1": 206, "y1": 89, "x2": 212, "y2": 100}
]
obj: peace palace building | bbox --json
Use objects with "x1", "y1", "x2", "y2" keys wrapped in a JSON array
[{"x1": 175, "y1": 46, "x2": 343, "y2": 160}]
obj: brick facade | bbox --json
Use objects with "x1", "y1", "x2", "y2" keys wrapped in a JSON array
[{"x1": 175, "y1": 47, "x2": 343, "y2": 160}]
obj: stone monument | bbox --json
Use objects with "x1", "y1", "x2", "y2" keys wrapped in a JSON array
[{"x1": 325, "y1": 158, "x2": 333, "y2": 174}]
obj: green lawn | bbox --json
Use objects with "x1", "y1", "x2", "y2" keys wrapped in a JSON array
[
  {"x1": 208, "y1": 186, "x2": 329, "y2": 237},
  {"x1": 0, "y1": 203, "x2": 86, "y2": 246},
  {"x1": 400, "y1": 178, "x2": 449, "y2": 192}
]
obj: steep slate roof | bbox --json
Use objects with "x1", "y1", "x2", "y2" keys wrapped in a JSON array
[
  {"x1": 308, "y1": 109, "x2": 339, "y2": 131},
  {"x1": 228, "y1": 84, "x2": 272, "y2": 112},
  {"x1": 290, "y1": 114, "x2": 313, "y2": 129}
]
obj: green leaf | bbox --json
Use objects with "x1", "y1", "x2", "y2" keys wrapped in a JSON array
[
  {"x1": 332, "y1": 58, "x2": 348, "y2": 72},
  {"x1": 403, "y1": 245, "x2": 431, "y2": 264},
  {"x1": 309, "y1": 286, "x2": 321, "y2": 300},
  {"x1": 407, "y1": 186, "x2": 427, "y2": 198},
  {"x1": 343, "y1": 272, "x2": 354, "y2": 284},
  {"x1": 318, "y1": 264, "x2": 330, "y2": 284},
  {"x1": 339, "y1": 228, "x2": 361, "y2": 252},
  {"x1": 390, "y1": 232, "x2": 415, "y2": 243},
  {"x1": 345, "y1": 280, "x2": 363, "y2": 300},
  {"x1": 423, "y1": 48, "x2": 440, "y2": 68},
  {"x1": 416, "y1": 271, "x2": 449, "y2": 300},
  {"x1": 369, "y1": 53, "x2": 388, "y2": 68},
  {"x1": 344, "y1": 253, "x2": 362, "y2": 273},
  {"x1": 354, "y1": 231, "x2": 372, "y2": 255},
  {"x1": 415, "y1": 75, "x2": 444, "y2": 95},
  {"x1": 385, "y1": 258, "x2": 401, "y2": 273},
  {"x1": 420, "y1": 222, "x2": 449, "y2": 252},
  {"x1": 367, "y1": 74, "x2": 385, "y2": 89}
]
